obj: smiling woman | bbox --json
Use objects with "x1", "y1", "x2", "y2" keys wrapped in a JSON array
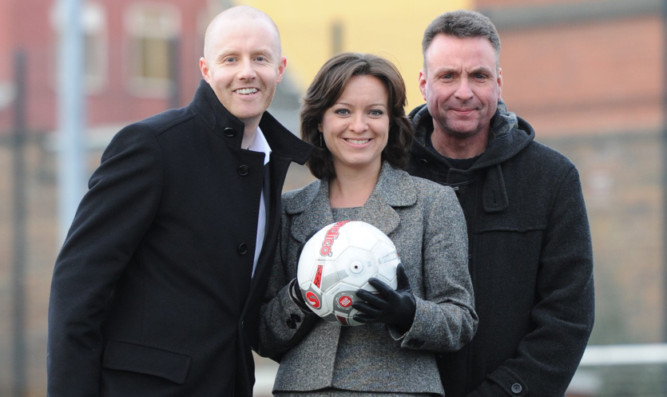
[
  {"x1": 320, "y1": 74, "x2": 389, "y2": 207},
  {"x1": 255, "y1": 52, "x2": 477, "y2": 396},
  {"x1": 299, "y1": 53, "x2": 413, "y2": 182}
]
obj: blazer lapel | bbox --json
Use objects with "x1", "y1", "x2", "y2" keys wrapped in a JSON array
[
  {"x1": 361, "y1": 163, "x2": 415, "y2": 237},
  {"x1": 287, "y1": 163, "x2": 418, "y2": 242},
  {"x1": 288, "y1": 180, "x2": 335, "y2": 245}
]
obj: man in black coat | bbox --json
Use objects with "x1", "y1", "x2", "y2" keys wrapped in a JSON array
[
  {"x1": 407, "y1": 10, "x2": 594, "y2": 396},
  {"x1": 47, "y1": 6, "x2": 312, "y2": 396}
]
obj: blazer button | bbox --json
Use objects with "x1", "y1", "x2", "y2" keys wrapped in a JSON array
[
  {"x1": 223, "y1": 127, "x2": 236, "y2": 137},
  {"x1": 286, "y1": 314, "x2": 301, "y2": 329},
  {"x1": 237, "y1": 164, "x2": 249, "y2": 176},
  {"x1": 237, "y1": 243, "x2": 249, "y2": 255},
  {"x1": 511, "y1": 383, "x2": 523, "y2": 394}
]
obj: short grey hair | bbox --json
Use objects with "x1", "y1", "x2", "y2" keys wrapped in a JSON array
[{"x1": 422, "y1": 10, "x2": 501, "y2": 58}]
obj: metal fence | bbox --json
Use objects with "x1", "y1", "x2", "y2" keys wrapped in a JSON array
[{"x1": 568, "y1": 344, "x2": 667, "y2": 396}]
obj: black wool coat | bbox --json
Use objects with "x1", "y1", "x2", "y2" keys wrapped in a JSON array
[
  {"x1": 47, "y1": 80, "x2": 312, "y2": 397},
  {"x1": 407, "y1": 102, "x2": 594, "y2": 397}
]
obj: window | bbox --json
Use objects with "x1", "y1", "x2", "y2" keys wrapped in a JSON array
[{"x1": 125, "y1": 4, "x2": 180, "y2": 97}]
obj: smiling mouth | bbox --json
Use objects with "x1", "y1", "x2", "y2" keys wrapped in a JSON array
[
  {"x1": 345, "y1": 138, "x2": 371, "y2": 144},
  {"x1": 235, "y1": 88, "x2": 259, "y2": 95}
]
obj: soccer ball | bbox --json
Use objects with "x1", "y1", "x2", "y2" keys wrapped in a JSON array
[{"x1": 296, "y1": 220, "x2": 400, "y2": 326}]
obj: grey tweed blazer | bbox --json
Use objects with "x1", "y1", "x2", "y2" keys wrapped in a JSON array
[{"x1": 257, "y1": 162, "x2": 477, "y2": 396}]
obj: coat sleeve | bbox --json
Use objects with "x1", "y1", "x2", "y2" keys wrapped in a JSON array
[
  {"x1": 47, "y1": 125, "x2": 163, "y2": 396},
  {"x1": 255, "y1": 211, "x2": 318, "y2": 360},
  {"x1": 471, "y1": 166, "x2": 594, "y2": 397},
  {"x1": 398, "y1": 185, "x2": 478, "y2": 352}
]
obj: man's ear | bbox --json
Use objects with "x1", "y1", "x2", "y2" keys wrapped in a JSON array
[
  {"x1": 199, "y1": 57, "x2": 210, "y2": 82},
  {"x1": 496, "y1": 67, "x2": 503, "y2": 94},
  {"x1": 276, "y1": 56, "x2": 287, "y2": 83},
  {"x1": 418, "y1": 70, "x2": 427, "y2": 101}
]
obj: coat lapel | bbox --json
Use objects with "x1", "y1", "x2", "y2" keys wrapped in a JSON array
[
  {"x1": 287, "y1": 180, "x2": 335, "y2": 244},
  {"x1": 362, "y1": 163, "x2": 416, "y2": 236},
  {"x1": 286, "y1": 162, "x2": 418, "y2": 242}
]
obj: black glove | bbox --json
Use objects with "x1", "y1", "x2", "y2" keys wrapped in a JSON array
[
  {"x1": 290, "y1": 233, "x2": 319, "y2": 313},
  {"x1": 352, "y1": 264, "x2": 416, "y2": 334}
]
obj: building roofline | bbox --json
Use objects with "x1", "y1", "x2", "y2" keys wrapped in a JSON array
[{"x1": 480, "y1": 0, "x2": 662, "y2": 30}]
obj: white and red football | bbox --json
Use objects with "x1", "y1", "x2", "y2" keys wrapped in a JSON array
[{"x1": 296, "y1": 220, "x2": 400, "y2": 326}]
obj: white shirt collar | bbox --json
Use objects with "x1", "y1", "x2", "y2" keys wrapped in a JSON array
[{"x1": 248, "y1": 126, "x2": 272, "y2": 166}]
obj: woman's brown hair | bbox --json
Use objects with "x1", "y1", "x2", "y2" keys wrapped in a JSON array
[{"x1": 300, "y1": 52, "x2": 414, "y2": 180}]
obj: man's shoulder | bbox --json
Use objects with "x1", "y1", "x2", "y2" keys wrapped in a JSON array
[
  {"x1": 498, "y1": 140, "x2": 581, "y2": 195},
  {"x1": 103, "y1": 108, "x2": 197, "y2": 154},
  {"x1": 261, "y1": 111, "x2": 313, "y2": 164},
  {"x1": 519, "y1": 139, "x2": 577, "y2": 170},
  {"x1": 131, "y1": 107, "x2": 196, "y2": 135}
]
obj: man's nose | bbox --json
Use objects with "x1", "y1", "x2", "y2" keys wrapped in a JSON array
[
  {"x1": 238, "y1": 58, "x2": 257, "y2": 79},
  {"x1": 455, "y1": 79, "x2": 473, "y2": 100}
]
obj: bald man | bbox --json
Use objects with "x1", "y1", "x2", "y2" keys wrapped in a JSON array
[{"x1": 47, "y1": 6, "x2": 312, "y2": 396}]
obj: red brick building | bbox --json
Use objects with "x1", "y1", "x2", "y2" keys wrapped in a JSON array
[
  {"x1": 479, "y1": 0, "x2": 662, "y2": 138},
  {"x1": 0, "y1": 0, "x2": 211, "y2": 137}
]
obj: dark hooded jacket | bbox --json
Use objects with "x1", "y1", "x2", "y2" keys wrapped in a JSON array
[{"x1": 407, "y1": 101, "x2": 594, "y2": 397}]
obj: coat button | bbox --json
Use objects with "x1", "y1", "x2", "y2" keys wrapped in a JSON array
[
  {"x1": 511, "y1": 383, "x2": 523, "y2": 394},
  {"x1": 237, "y1": 243, "x2": 249, "y2": 255},
  {"x1": 286, "y1": 314, "x2": 302, "y2": 329},
  {"x1": 237, "y1": 164, "x2": 249, "y2": 176},
  {"x1": 223, "y1": 127, "x2": 236, "y2": 137}
]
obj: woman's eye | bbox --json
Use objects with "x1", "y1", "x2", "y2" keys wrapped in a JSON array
[{"x1": 334, "y1": 108, "x2": 350, "y2": 115}]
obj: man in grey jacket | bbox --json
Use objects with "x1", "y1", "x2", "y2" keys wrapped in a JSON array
[{"x1": 407, "y1": 10, "x2": 594, "y2": 396}]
